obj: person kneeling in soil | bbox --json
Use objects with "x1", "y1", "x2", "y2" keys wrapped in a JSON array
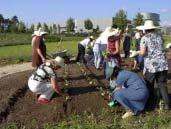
[
  {"x1": 28, "y1": 56, "x2": 65, "y2": 104},
  {"x1": 109, "y1": 61, "x2": 149, "y2": 119}
]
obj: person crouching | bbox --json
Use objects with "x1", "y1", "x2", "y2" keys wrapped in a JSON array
[
  {"x1": 109, "y1": 61, "x2": 149, "y2": 119},
  {"x1": 28, "y1": 56, "x2": 65, "y2": 104}
]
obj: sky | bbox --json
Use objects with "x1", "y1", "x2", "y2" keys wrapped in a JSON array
[{"x1": 0, "y1": 0, "x2": 171, "y2": 26}]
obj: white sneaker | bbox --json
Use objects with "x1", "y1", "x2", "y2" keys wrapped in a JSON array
[{"x1": 122, "y1": 111, "x2": 135, "y2": 119}]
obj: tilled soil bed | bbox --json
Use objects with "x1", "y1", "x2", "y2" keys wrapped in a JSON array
[
  {"x1": 0, "y1": 60, "x2": 171, "y2": 128},
  {"x1": 0, "y1": 63, "x2": 109, "y2": 128}
]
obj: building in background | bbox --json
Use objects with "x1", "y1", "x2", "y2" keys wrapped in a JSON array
[{"x1": 141, "y1": 12, "x2": 160, "y2": 25}]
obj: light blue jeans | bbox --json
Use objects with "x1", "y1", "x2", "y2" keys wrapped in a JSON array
[
  {"x1": 112, "y1": 88, "x2": 149, "y2": 114},
  {"x1": 94, "y1": 50, "x2": 102, "y2": 69}
]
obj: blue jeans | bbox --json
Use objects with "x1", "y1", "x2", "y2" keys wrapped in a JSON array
[
  {"x1": 93, "y1": 50, "x2": 102, "y2": 69},
  {"x1": 112, "y1": 88, "x2": 149, "y2": 114}
]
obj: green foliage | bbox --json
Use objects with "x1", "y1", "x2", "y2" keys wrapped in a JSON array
[
  {"x1": 0, "y1": 14, "x2": 4, "y2": 23},
  {"x1": 133, "y1": 13, "x2": 144, "y2": 27},
  {"x1": 28, "y1": 24, "x2": 34, "y2": 33},
  {"x1": 112, "y1": 9, "x2": 127, "y2": 31},
  {"x1": 66, "y1": 17, "x2": 75, "y2": 32},
  {"x1": 37, "y1": 22, "x2": 42, "y2": 30},
  {"x1": 84, "y1": 19, "x2": 93, "y2": 30},
  {"x1": 9, "y1": 23, "x2": 18, "y2": 33},
  {"x1": 18, "y1": 22, "x2": 26, "y2": 33},
  {"x1": 11, "y1": 15, "x2": 19, "y2": 24},
  {"x1": 43, "y1": 23, "x2": 50, "y2": 33},
  {"x1": 52, "y1": 24, "x2": 57, "y2": 34}
]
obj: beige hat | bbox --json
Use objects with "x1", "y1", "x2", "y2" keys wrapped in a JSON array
[
  {"x1": 32, "y1": 28, "x2": 48, "y2": 37},
  {"x1": 107, "y1": 28, "x2": 120, "y2": 37},
  {"x1": 136, "y1": 20, "x2": 160, "y2": 30},
  {"x1": 89, "y1": 36, "x2": 94, "y2": 40},
  {"x1": 32, "y1": 30, "x2": 40, "y2": 37},
  {"x1": 166, "y1": 43, "x2": 171, "y2": 49},
  {"x1": 46, "y1": 56, "x2": 65, "y2": 68}
]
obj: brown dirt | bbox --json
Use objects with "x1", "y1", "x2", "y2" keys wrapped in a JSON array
[
  {"x1": 0, "y1": 62, "x2": 109, "y2": 128},
  {"x1": 0, "y1": 59, "x2": 171, "y2": 128}
]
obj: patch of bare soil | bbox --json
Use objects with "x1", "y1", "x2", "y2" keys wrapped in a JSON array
[{"x1": 0, "y1": 59, "x2": 170, "y2": 128}]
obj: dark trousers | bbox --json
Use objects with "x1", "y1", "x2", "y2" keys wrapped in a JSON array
[
  {"x1": 76, "y1": 44, "x2": 86, "y2": 64},
  {"x1": 124, "y1": 50, "x2": 130, "y2": 58},
  {"x1": 144, "y1": 70, "x2": 169, "y2": 108}
]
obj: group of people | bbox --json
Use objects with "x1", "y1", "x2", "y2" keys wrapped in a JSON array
[
  {"x1": 76, "y1": 20, "x2": 170, "y2": 119},
  {"x1": 28, "y1": 20, "x2": 170, "y2": 119},
  {"x1": 29, "y1": 28, "x2": 65, "y2": 104}
]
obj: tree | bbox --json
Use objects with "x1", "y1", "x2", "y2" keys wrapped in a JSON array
[
  {"x1": 52, "y1": 24, "x2": 57, "y2": 34},
  {"x1": 43, "y1": 23, "x2": 49, "y2": 33},
  {"x1": 9, "y1": 23, "x2": 18, "y2": 33},
  {"x1": 29, "y1": 24, "x2": 35, "y2": 33},
  {"x1": 84, "y1": 19, "x2": 93, "y2": 31},
  {"x1": 112, "y1": 9, "x2": 127, "y2": 31},
  {"x1": 11, "y1": 15, "x2": 19, "y2": 24},
  {"x1": 37, "y1": 22, "x2": 42, "y2": 30},
  {"x1": 133, "y1": 13, "x2": 144, "y2": 27},
  {"x1": 49, "y1": 26, "x2": 53, "y2": 34},
  {"x1": 0, "y1": 25, "x2": 4, "y2": 32},
  {"x1": 18, "y1": 22, "x2": 26, "y2": 33},
  {"x1": 0, "y1": 14, "x2": 4, "y2": 24},
  {"x1": 0, "y1": 14, "x2": 4, "y2": 32},
  {"x1": 66, "y1": 17, "x2": 75, "y2": 32}
]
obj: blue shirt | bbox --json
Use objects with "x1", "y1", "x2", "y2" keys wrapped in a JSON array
[{"x1": 116, "y1": 70, "x2": 147, "y2": 90}]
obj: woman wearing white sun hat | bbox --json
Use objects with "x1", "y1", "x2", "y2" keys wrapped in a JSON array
[
  {"x1": 32, "y1": 28, "x2": 48, "y2": 69},
  {"x1": 138, "y1": 20, "x2": 170, "y2": 110},
  {"x1": 28, "y1": 56, "x2": 65, "y2": 104}
]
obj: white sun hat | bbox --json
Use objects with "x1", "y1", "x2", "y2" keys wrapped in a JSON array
[
  {"x1": 32, "y1": 28, "x2": 48, "y2": 36},
  {"x1": 107, "y1": 28, "x2": 121, "y2": 37},
  {"x1": 136, "y1": 20, "x2": 160, "y2": 30},
  {"x1": 46, "y1": 56, "x2": 65, "y2": 68},
  {"x1": 32, "y1": 30, "x2": 40, "y2": 37},
  {"x1": 166, "y1": 43, "x2": 171, "y2": 49}
]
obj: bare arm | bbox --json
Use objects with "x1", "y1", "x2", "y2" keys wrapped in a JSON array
[
  {"x1": 51, "y1": 78, "x2": 64, "y2": 96},
  {"x1": 140, "y1": 47, "x2": 146, "y2": 56},
  {"x1": 36, "y1": 48, "x2": 46, "y2": 62}
]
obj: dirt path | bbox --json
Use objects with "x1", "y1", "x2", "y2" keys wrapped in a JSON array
[{"x1": 0, "y1": 62, "x2": 32, "y2": 78}]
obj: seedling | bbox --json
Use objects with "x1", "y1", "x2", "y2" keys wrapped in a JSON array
[{"x1": 65, "y1": 96, "x2": 71, "y2": 101}]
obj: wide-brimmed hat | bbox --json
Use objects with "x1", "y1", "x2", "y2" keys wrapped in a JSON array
[
  {"x1": 32, "y1": 28, "x2": 48, "y2": 37},
  {"x1": 107, "y1": 28, "x2": 121, "y2": 37},
  {"x1": 46, "y1": 56, "x2": 65, "y2": 68},
  {"x1": 89, "y1": 36, "x2": 94, "y2": 40},
  {"x1": 166, "y1": 43, "x2": 171, "y2": 49},
  {"x1": 136, "y1": 20, "x2": 160, "y2": 30}
]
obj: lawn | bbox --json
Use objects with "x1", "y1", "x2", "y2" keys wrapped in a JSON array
[{"x1": 0, "y1": 41, "x2": 79, "y2": 66}]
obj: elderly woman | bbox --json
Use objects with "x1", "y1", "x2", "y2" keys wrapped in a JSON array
[
  {"x1": 32, "y1": 28, "x2": 48, "y2": 69},
  {"x1": 139, "y1": 20, "x2": 170, "y2": 110},
  {"x1": 109, "y1": 61, "x2": 149, "y2": 119},
  {"x1": 28, "y1": 56, "x2": 65, "y2": 104}
]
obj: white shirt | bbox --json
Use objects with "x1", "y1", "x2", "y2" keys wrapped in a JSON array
[
  {"x1": 93, "y1": 37, "x2": 101, "y2": 51},
  {"x1": 135, "y1": 32, "x2": 140, "y2": 40},
  {"x1": 80, "y1": 38, "x2": 91, "y2": 48}
]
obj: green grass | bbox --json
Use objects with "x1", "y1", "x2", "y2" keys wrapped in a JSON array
[
  {"x1": 0, "y1": 41, "x2": 78, "y2": 66},
  {"x1": 2, "y1": 109, "x2": 171, "y2": 129}
]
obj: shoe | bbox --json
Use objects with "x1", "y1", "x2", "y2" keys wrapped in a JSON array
[
  {"x1": 38, "y1": 98, "x2": 50, "y2": 104},
  {"x1": 122, "y1": 111, "x2": 135, "y2": 119}
]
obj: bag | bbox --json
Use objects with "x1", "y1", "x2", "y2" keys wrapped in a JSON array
[{"x1": 105, "y1": 58, "x2": 118, "y2": 79}]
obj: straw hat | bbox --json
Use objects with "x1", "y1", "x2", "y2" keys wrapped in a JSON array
[
  {"x1": 46, "y1": 56, "x2": 65, "y2": 68},
  {"x1": 32, "y1": 28, "x2": 48, "y2": 37},
  {"x1": 107, "y1": 28, "x2": 121, "y2": 37},
  {"x1": 166, "y1": 43, "x2": 171, "y2": 49},
  {"x1": 89, "y1": 36, "x2": 95, "y2": 40},
  {"x1": 136, "y1": 20, "x2": 160, "y2": 30}
]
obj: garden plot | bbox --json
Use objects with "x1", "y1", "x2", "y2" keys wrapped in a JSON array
[
  {"x1": 0, "y1": 63, "x2": 110, "y2": 128},
  {"x1": 0, "y1": 60, "x2": 171, "y2": 128}
]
